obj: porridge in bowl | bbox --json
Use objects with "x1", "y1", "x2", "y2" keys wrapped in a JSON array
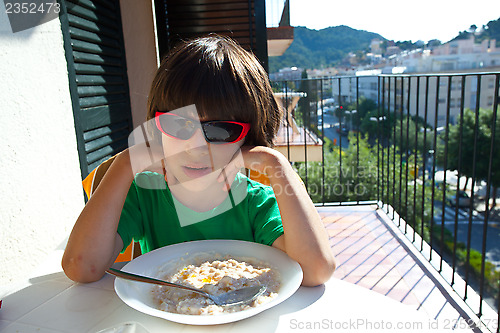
[{"x1": 152, "y1": 257, "x2": 280, "y2": 315}]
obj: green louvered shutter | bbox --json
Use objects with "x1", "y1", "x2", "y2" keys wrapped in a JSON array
[{"x1": 60, "y1": 0, "x2": 133, "y2": 180}]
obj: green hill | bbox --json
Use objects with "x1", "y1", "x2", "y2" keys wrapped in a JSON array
[
  {"x1": 453, "y1": 17, "x2": 500, "y2": 45},
  {"x1": 269, "y1": 25, "x2": 385, "y2": 72},
  {"x1": 269, "y1": 17, "x2": 500, "y2": 73}
]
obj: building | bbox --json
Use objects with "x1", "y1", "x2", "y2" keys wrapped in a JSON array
[
  {"x1": 400, "y1": 36, "x2": 500, "y2": 73},
  {"x1": 348, "y1": 69, "x2": 499, "y2": 128},
  {"x1": 370, "y1": 38, "x2": 383, "y2": 55},
  {"x1": 305, "y1": 36, "x2": 500, "y2": 128},
  {"x1": 269, "y1": 66, "x2": 304, "y2": 81}
]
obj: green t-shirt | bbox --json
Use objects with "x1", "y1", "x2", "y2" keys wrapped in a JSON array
[{"x1": 117, "y1": 172, "x2": 284, "y2": 254}]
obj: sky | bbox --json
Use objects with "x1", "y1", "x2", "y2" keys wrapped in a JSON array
[{"x1": 268, "y1": 0, "x2": 500, "y2": 43}]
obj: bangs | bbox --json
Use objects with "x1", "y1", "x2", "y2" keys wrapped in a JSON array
[
  {"x1": 147, "y1": 36, "x2": 281, "y2": 147},
  {"x1": 150, "y1": 38, "x2": 257, "y2": 124},
  {"x1": 157, "y1": 66, "x2": 254, "y2": 123}
]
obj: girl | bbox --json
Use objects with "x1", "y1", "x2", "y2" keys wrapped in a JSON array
[{"x1": 62, "y1": 36, "x2": 335, "y2": 287}]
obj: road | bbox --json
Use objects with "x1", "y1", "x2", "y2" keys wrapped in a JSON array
[
  {"x1": 317, "y1": 114, "x2": 349, "y2": 149},
  {"x1": 433, "y1": 203, "x2": 500, "y2": 269}
]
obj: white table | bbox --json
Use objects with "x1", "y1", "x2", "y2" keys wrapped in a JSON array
[{"x1": 0, "y1": 249, "x2": 466, "y2": 333}]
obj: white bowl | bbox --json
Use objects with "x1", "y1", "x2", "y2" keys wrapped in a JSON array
[{"x1": 114, "y1": 240, "x2": 303, "y2": 325}]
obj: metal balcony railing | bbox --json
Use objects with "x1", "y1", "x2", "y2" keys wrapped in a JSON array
[{"x1": 271, "y1": 71, "x2": 500, "y2": 331}]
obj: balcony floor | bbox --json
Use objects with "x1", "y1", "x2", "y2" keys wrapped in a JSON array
[{"x1": 318, "y1": 205, "x2": 489, "y2": 331}]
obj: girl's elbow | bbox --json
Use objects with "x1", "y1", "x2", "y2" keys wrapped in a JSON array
[
  {"x1": 302, "y1": 255, "x2": 336, "y2": 287},
  {"x1": 62, "y1": 255, "x2": 104, "y2": 283},
  {"x1": 323, "y1": 255, "x2": 337, "y2": 281}
]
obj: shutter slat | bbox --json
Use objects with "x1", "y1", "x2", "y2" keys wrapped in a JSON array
[
  {"x1": 67, "y1": 13, "x2": 120, "y2": 40},
  {"x1": 80, "y1": 103, "x2": 131, "y2": 132},
  {"x1": 69, "y1": 26, "x2": 121, "y2": 49},
  {"x1": 71, "y1": 39, "x2": 123, "y2": 58},
  {"x1": 171, "y1": 9, "x2": 249, "y2": 20},
  {"x1": 86, "y1": 139, "x2": 128, "y2": 165},
  {"x1": 83, "y1": 122, "x2": 130, "y2": 142},
  {"x1": 170, "y1": 6, "x2": 250, "y2": 16},
  {"x1": 84, "y1": 130, "x2": 129, "y2": 153},
  {"x1": 67, "y1": 0, "x2": 116, "y2": 13},
  {"x1": 77, "y1": 85, "x2": 127, "y2": 97},
  {"x1": 76, "y1": 74, "x2": 124, "y2": 86},
  {"x1": 79, "y1": 94, "x2": 128, "y2": 108},
  {"x1": 169, "y1": 16, "x2": 251, "y2": 27},
  {"x1": 67, "y1": 2, "x2": 118, "y2": 27},
  {"x1": 167, "y1": 0, "x2": 249, "y2": 5},
  {"x1": 74, "y1": 63, "x2": 124, "y2": 75},
  {"x1": 170, "y1": 23, "x2": 252, "y2": 34},
  {"x1": 73, "y1": 50, "x2": 123, "y2": 67}
]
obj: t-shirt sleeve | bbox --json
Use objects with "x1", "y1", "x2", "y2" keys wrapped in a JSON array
[
  {"x1": 117, "y1": 182, "x2": 144, "y2": 253},
  {"x1": 249, "y1": 185, "x2": 284, "y2": 246}
]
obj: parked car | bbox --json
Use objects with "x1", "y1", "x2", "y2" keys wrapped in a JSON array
[
  {"x1": 447, "y1": 190, "x2": 471, "y2": 207},
  {"x1": 335, "y1": 124, "x2": 349, "y2": 135},
  {"x1": 324, "y1": 107, "x2": 334, "y2": 115}
]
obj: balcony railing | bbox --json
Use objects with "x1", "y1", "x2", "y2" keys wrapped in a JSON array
[{"x1": 271, "y1": 71, "x2": 500, "y2": 331}]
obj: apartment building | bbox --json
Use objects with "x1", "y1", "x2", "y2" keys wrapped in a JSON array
[{"x1": 327, "y1": 36, "x2": 500, "y2": 127}]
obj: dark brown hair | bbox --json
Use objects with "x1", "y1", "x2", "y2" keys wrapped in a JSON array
[{"x1": 146, "y1": 35, "x2": 282, "y2": 147}]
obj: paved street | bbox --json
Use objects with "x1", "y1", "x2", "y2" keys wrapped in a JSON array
[
  {"x1": 433, "y1": 204, "x2": 500, "y2": 269},
  {"x1": 318, "y1": 114, "x2": 350, "y2": 149}
]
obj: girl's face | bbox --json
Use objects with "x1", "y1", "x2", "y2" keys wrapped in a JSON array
[{"x1": 159, "y1": 106, "x2": 245, "y2": 192}]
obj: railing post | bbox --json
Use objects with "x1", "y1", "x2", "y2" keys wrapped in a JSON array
[
  {"x1": 478, "y1": 73, "x2": 499, "y2": 320},
  {"x1": 377, "y1": 76, "x2": 382, "y2": 206},
  {"x1": 464, "y1": 74, "x2": 482, "y2": 302},
  {"x1": 413, "y1": 76, "x2": 420, "y2": 244},
  {"x1": 338, "y1": 77, "x2": 343, "y2": 204}
]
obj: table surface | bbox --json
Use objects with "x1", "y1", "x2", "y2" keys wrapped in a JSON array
[{"x1": 0, "y1": 249, "x2": 468, "y2": 333}]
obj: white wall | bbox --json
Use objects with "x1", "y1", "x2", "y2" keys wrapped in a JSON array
[{"x1": 0, "y1": 6, "x2": 85, "y2": 293}]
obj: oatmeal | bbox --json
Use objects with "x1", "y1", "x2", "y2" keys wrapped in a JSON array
[{"x1": 152, "y1": 257, "x2": 280, "y2": 315}]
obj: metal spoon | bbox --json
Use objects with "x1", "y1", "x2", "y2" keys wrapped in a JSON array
[{"x1": 106, "y1": 268, "x2": 266, "y2": 306}]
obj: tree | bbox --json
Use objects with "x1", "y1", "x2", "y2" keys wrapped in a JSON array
[
  {"x1": 356, "y1": 97, "x2": 377, "y2": 123},
  {"x1": 341, "y1": 96, "x2": 380, "y2": 130},
  {"x1": 294, "y1": 133, "x2": 438, "y2": 242},
  {"x1": 393, "y1": 116, "x2": 434, "y2": 156},
  {"x1": 427, "y1": 39, "x2": 442, "y2": 48},
  {"x1": 438, "y1": 109, "x2": 475, "y2": 188},
  {"x1": 483, "y1": 17, "x2": 500, "y2": 46},
  {"x1": 359, "y1": 109, "x2": 396, "y2": 142},
  {"x1": 477, "y1": 108, "x2": 500, "y2": 211},
  {"x1": 438, "y1": 108, "x2": 500, "y2": 212}
]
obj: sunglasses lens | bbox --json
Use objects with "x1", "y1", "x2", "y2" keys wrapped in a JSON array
[
  {"x1": 203, "y1": 122, "x2": 244, "y2": 143},
  {"x1": 157, "y1": 114, "x2": 195, "y2": 140},
  {"x1": 156, "y1": 112, "x2": 248, "y2": 144}
]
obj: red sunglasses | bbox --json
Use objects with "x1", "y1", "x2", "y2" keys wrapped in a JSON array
[{"x1": 155, "y1": 112, "x2": 250, "y2": 144}]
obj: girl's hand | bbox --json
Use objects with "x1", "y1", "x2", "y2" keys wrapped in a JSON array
[
  {"x1": 128, "y1": 141, "x2": 165, "y2": 175},
  {"x1": 127, "y1": 121, "x2": 166, "y2": 176},
  {"x1": 217, "y1": 147, "x2": 246, "y2": 191},
  {"x1": 217, "y1": 146, "x2": 278, "y2": 191}
]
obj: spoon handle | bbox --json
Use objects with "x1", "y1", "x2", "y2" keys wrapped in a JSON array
[{"x1": 106, "y1": 268, "x2": 208, "y2": 296}]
